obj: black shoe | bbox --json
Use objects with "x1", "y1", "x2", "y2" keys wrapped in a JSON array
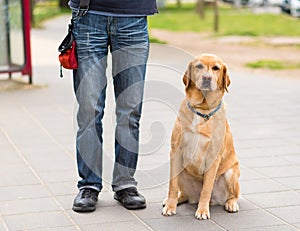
[
  {"x1": 114, "y1": 187, "x2": 146, "y2": 210},
  {"x1": 72, "y1": 188, "x2": 99, "y2": 212}
]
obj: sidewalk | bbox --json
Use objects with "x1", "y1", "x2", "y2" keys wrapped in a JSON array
[{"x1": 0, "y1": 15, "x2": 300, "y2": 231}]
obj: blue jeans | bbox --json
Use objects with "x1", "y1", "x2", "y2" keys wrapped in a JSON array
[{"x1": 72, "y1": 12, "x2": 149, "y2": 192}]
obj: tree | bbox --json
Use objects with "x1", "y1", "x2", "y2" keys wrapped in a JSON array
[
  {"x1": 30, "y1": 0, "x2": 36, "y2": 25},
  {"x1": 176, "y1": 0, "x2": 182, "y2": 7},
  {"x1": 196, "y1": 0, "x2": 219, "y2": 32},
  {"x1": 59, "y1": 0, "x2": 69, "y2": 8},
  {"x1": 213, "y1": 0, "x2": 219, "y2": 32},
  {"x1": 196, "y1": 0, "x2": 205, "y2": 19}
]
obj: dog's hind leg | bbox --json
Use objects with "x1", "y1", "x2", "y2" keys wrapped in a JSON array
[
  {"x1": 178, "y1": 190, "x2": 189, "y2": 205},
  {"x1": 224, "y1": 163, "x2": 240, "y2": 213}
]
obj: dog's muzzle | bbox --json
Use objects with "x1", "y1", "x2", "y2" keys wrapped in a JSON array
[{"x1": 201, "y1": 74, "x2": 212, "y2": 90}]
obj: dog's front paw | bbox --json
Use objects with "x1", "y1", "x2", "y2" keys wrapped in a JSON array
[
  {"x1": 195, "y1": 208, "x2": 210, "y2": 220},
  {"x1": 162, "y1": 198, "x2": 177, "y2": 216},
  {"x1": 225, "y1": 199, "x2": 239, "y2": 213}
]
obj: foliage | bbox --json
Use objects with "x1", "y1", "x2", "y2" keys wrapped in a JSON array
[
  {"x1": 33, "y1": 0, "x2": 70, "y2": 27},
  {"x1": 149, "y1": 3, "x2": 300, "y2": 36},
  {"x1": 33, "y1": 1, "x2": 300, "y2": 37}
]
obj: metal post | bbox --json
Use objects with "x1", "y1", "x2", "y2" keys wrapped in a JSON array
[{"x1": 22, "y1": 0, "x2": 33, "y2": 84}]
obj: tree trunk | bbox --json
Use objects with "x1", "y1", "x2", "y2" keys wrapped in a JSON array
[
  {"x1": 59, "y1": 0, "x2": 69, "y2": 8},
  {"x1": 196, "y1": 0, "x2": 205, "y2": 19},
  {"x1": 213, "y1": 0, "x2": 219, "y2": 32},
  {"x1": 30, "y1": 0, "x2": 35, "y2": 25},
  {"x1": 176, "y1": 0, "x2": 182, "y2": 7}
]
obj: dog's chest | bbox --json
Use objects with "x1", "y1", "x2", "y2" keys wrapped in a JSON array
[{"x1": 181, "y1": 114, "x2": 225, "y2": 177}]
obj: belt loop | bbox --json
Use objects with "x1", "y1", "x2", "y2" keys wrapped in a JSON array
[
  {"x1": 76, "y1": 0, "x2": 90, "y2": 16},
  {"x1": 76, "y1": 7, "x2": 89, "y2": 17}
]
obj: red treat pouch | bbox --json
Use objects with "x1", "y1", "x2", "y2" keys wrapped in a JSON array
[{"x1": 58, "y1": 21, "x2": 78, "y2": 77}]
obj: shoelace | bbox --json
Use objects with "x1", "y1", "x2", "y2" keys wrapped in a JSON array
[
  {"x1": 82, "y1": 189, "x2": 93, "y2": 198},
  {"x1": 126, "y1": 188, "x2": 138, "y2": 196}
]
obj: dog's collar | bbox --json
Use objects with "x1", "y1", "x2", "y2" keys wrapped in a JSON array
[{"x1": 186, "y1": 101, "x2": 222, "y2": 121}]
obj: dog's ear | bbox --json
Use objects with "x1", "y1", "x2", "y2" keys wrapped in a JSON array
[
  {"x1": 183, "y1": 61, "x2": 193, "y2": 90},
  {"x1": 223, "y1": 64, "x2": 231, "y2": 93}
]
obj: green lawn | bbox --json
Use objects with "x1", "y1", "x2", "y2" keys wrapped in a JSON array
[
  {"x1": 149, "y1": 3, "x2": 300, "y2": 36},
  {"x1": 33, "y1": 1, "x2": 70, "y2": 27},
  {"x1": 246, "y1": 60, "x2": 300, "y2": 70},
  {"x1": 34, "y1": 2, "x2": 300, "y2": 36}
]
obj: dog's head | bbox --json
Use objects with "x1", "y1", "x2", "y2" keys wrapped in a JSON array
[{"x1": 183, "y1": 54, "x2": 230, "y2": 106}]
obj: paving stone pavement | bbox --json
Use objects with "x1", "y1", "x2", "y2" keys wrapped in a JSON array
[{"x1": 0, "y1": 15, "x2": 300, "y2": 231}]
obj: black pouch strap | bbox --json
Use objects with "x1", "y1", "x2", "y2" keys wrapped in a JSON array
[
  {"x1": 76, "y1": 0, "x2": 90, "y2": 16},
  {"x1": 58, "y1": 21, "x2": 74, "y2": 52}
]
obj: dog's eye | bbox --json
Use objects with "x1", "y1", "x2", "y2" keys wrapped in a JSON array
[
  {"x1": 196, "y1": 64, "x2": 203, "y2": 69},
  {"x1": 212, "y1": 66, "x2": 220, "y2": 71}
]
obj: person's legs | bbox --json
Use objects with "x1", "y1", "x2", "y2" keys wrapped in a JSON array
[
  {"x1": 72, "y1": 12, "x2": 109, "y2": 211},
  {"x1": 109, "y1": 17, "x2": 149, "y2": 192}
]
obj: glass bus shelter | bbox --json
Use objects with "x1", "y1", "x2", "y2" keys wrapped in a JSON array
[{"x1": 0, "y1": 0, "x2": 32, "y2": 84}]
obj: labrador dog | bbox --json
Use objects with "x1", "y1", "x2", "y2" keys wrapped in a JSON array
[{"x1": 162, "y1": 54, "x2": 240, "y2": 220}]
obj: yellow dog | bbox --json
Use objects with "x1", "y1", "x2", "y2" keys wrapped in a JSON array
[{"x1": 162, "y1": 54, "x2": 240, "y2": 220}]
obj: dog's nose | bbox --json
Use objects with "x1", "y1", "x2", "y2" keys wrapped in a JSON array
[{"x1": 202, "y1": 74, "x2": 212, "y2": 82}]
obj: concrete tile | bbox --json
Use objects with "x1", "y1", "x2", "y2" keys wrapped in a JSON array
[
  {"x1": 240, "y1": 156, "x2": 290, "y2": 168},
  {"x1": 54, "y1": 195, "x2": 75, "y2": 210},
  {"x1": 0, "y1": 163, "x2": 31, "y2": 175},
  {"x1": 240, "y1": 224, "x2": 298, "y2": 231},
  {"x1": 20, "y1": 144, "x2": 72, "y2": 157},
  {"x1": 0, "y1": 198, "x2": 59, "y2": 215},
  {"x1": 282, "y1": 154, "x2": 300, "y2": 165},
  {"x1": 80, "y1": 221, "x2": 149, "y2": 231},
  {"x1": 37, "y1": 170, "x2": 77, "y2": 183},
  {"x1": 68, "y1": 206, "x2": 136, "y2": 225},
  {"x1": 24, "y1": 153, "x2": 76, "y2": 172},
  {"x1": 144, "y1": 215, "x2": 223, "y2": 231},
  {"x1": 210, "y1": 197, "x2": 258, "y2": 214},
  {"x1": 0, "y1": 216, "x2": 8, "y2": 231},
  {"x1": 239, "y1": 166, "x2": 264, "y2": 181},
  {"x1": 29, "y1": 226, "x2": 77, "y2": 231},
  {"x1": 241, "y1": 178, "x2": 287, "y2": 195},
  {"x1": 4, "y1": 211, "x2": 72, "y2": 230},
  {"x1": 133, "y1": 202, "x2": 165, "y2": 220},
  {"x1": 47, "y1": 181, "x2": 78, "y2": 196},
  {"x1": 268, "y1": 206, "x2": 300, "y2": 224},
  {"x1": 141, "y1": 164, "x2": 170, "y2": 187},
  {"x1": 256, "y1": 145, "x2": 300, "y2": 156},
  {"x1": 0, "y1": 167, "x2": 40, "y2": 187},
  {"x1": 0, "y1": 146, "x2": 24, "y2": 166},
  {"x1": 244, "y1": 191, "x2": 300, "y2": 208},
  {"x1": 5, "y1": 133, "x2": 56, "y2": 147},
  {"x1": 294, "y1": 223, "x2": 300, "y2": 229},
  {"x1": 254, "y1": 166, "x2": 300, "y2": 178},
  {"x1": 237, "y1": 147, "x2": 275, "y2": 159},
  {"x1": 140, "y1": 186, "x2": 168, "y2": 203},
  {"x1": 0, "y1": 185, "x2": 49, "y2": 201},
  {"x1": 97, "y1": 191, "x2": 119, "y2": 208},
  {"x1": 135, "y1": 171, "x2": 164, "y2": 190},
  {"x1": 275, "y1": 176, "x2": 300, "y2": 190},
  {"x1": 212, "y1": 209, "x2": 283, "y2": 230},
  {"x1": 241, "y1": 138, "x2": 289, "y2": 149}
]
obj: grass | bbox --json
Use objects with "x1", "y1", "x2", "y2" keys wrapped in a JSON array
[
  {"x1": 33, "y1": 1, "x2": 300, "y2": 37},
  {"x1": 33, "y1": 1, "x2": 70, "y2": 27},
  {"x1": 149, "y1": 3, "x2": 300, "y2": 36},
  {"x1": 246, "y1": 60, "x2": 300, "y2": 70},
  {"x1": 149, "y1": 37, "x2": 167, "y2": 44}
]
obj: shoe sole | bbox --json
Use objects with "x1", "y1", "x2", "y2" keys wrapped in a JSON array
[{"x1": 72, "y1": 205, "x2": 96, "y2": 213}]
